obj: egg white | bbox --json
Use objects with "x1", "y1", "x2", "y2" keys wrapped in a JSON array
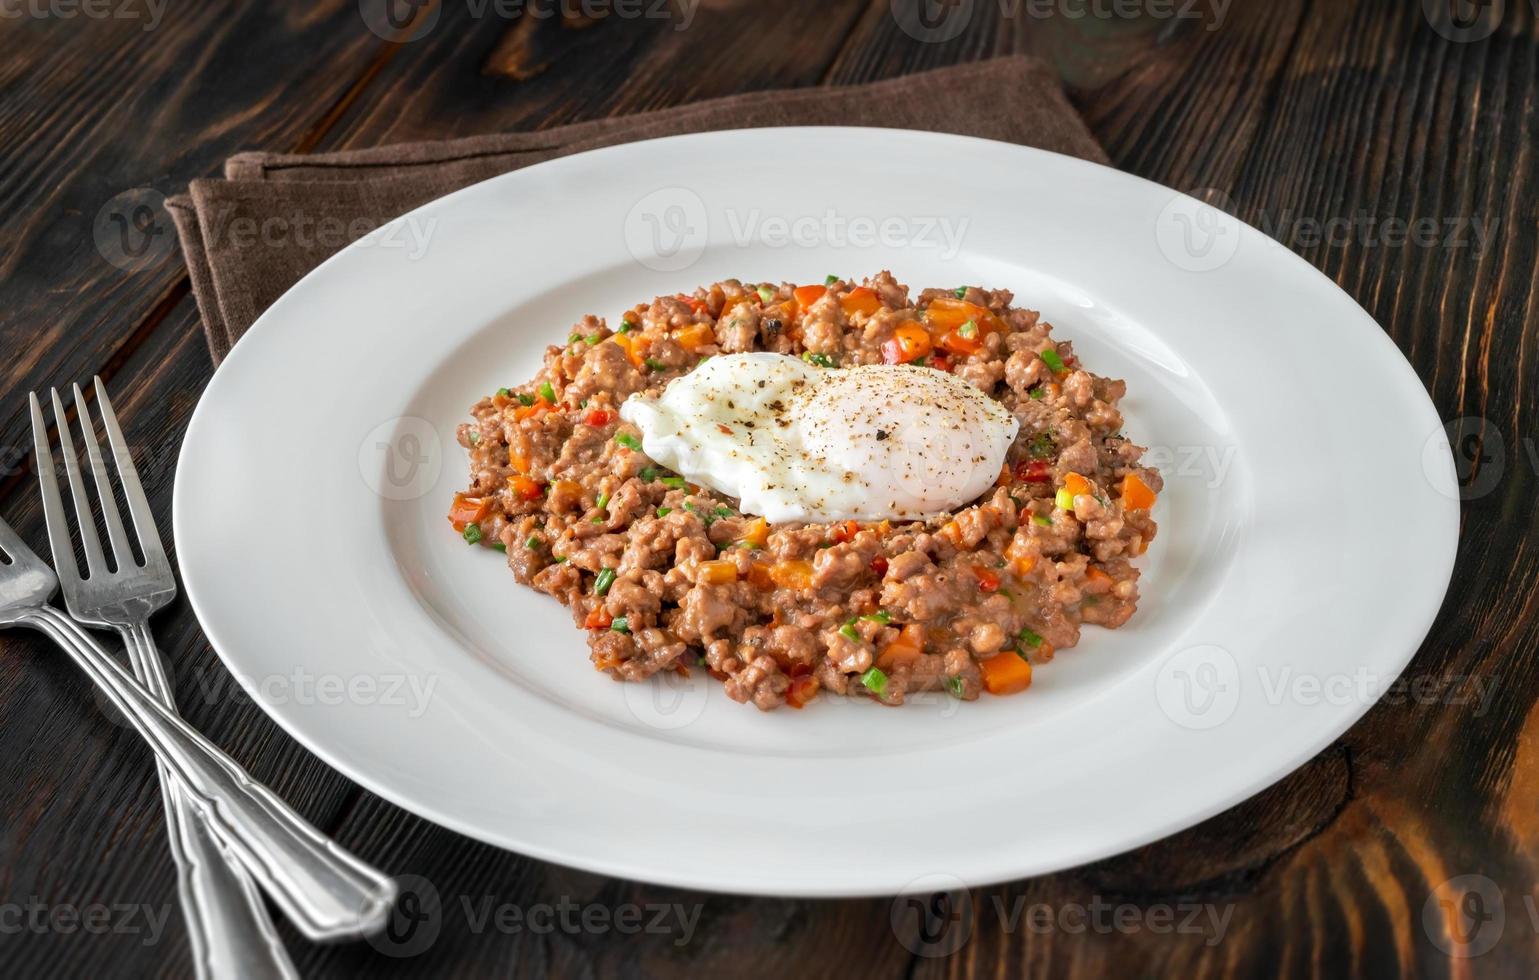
[{"x1": 620, "y1": 352, "x2": 1019, "y2": 523}]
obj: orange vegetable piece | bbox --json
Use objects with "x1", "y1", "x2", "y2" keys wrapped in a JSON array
[
  {"x1": 786, "y1": 675, "x2": 820, "y2": 709},
  {"x1": 747, "y1": 561, "x2": 775, "y2": 589},
  {"x1": 1086, "y1": 566, "x2": 1113, "y2": 588},
  {"x1": 675, "y1": 321, "x2": 715, "y2": 351},
  {"x1": 978, "y1": 652, "x2": 1033, "y2": 695},
  {"x1": 923, "y1": 296, "x2": 1004, "y2": 334},
  {"x1": 840, "y1": 286, "x2": 882, "y2": 317},
  {"x1": 793, "y1": 284, "x2": 827, "y2": 311},
  {"x1": 611, "y1": 333, "x2": 645, "y2": 368},
  {"x1": 973, "y1": 566, "x2": 1001, "y2": 593},
  {"x1": 698, "y1": 560, "x2": 739, "y2": 585},
  {"x1": 508, "y1": 475, "x2": 545, "y2": 502},
  {"x1": 584, "y1": 607, "x2": 613, "y2": 631},
  {"x1": 877, "y1": 624, "x2": 925, "y2": 671},
  {"x1": 513, "y1": 401, "x2": 552, "y2": 423},
  {"x1": 881, "y1": 322, "x2": 932, "y2": 364},
  {"x1": 831, "y1": 519, "x2": 860, "y2": 544},
  {"x1": 739, "y1": 517, "x2": 769, "y2": 550},
  {"x1": 1064, "y1": 472, "x2": 1093, "y2": 498},
  {"x1": 1121, "y1": 473, "x2": 1157, "y2": 511},
  {"x1": 447, "y1": 494, "x2": 492, "y2": 532},
  {"x1": 769, "y1": 560, "x2": 814, "y2": 590}
]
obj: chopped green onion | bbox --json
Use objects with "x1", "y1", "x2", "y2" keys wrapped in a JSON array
[
  {"x1": 1055, "y1": 487, "x2": 1076, "y2": 511},
  {"x1": 615, "y1": 432, "x2": 642, "y2": 451},
  {"x1": 860, "y1": 667, "x2": 888, "y2": 696},
  {"x1": 497, "y1": 387, "x2": 513, "y2": 398},
  {"x1": 1029, "y1": 433, "x2": 1055, "y2": 458},
  {"x1": 861, "y1": 611, "x2": 892, "y2": 625},
  {"x1": 1019, "y1": 627, "x2": 1043, "y2": 648},
  {"x1": 714, "y1": 505, "x2": 732, "y2": 517},
  {"x1": 1040, "y1": 348, "x2": 1067, "y2": 374},
  {"x1": 553, "y1": 555, "x2": 568, "y2": 564},
  {"x1": 462, "y1": 523, "x2": 482, "y2": 545},
  {"x1": 757, "y1": 284, "x2": 776, "y2": 303},
  {"x1": 801, "y1": 352, "x2": 837, "y2": 368},
  {"x1": 825, "y1": 274, "x2": 840, "y2": 286},
  {"x1": 640, "y1": 466, "x2": 659, "y2": 482},
  {"x1": 946, "y1": 675, "x2": 965, "y2": 698},
  {"x1": 953, "y1": 286, "x2": 968, "y2": 299},
  {"x1": 585, "y1": 334, "x2": 600, "y2": 346},
  {"x1": 839, "y1": 622, "x2": 861, "y2": 643},
  {"x1": 644, "y1": 358, "x2": 666, "y2": 372},
  {"x1": 1032, "y1": 514, "x2": 1052, "y2": 527},
  {"x1": 518, "y1": 393, "x2": 535, "y2": 406},
  {"x1": 538, "y1": 381, "x2": 556, "y2": 403},
  {"x1": 610, "y1": 617, "x2": 630, "y2": 634},
  {"x1": 958, "y1": 319, "x2": 978, "y2": 340},
  {"x1": 619, "y1": 318, "x2": 635, "y2": 333},
  {"x1": 660, "y1": 476, "x2": 687, "y2": 489},
  {"x1": 912, "y1": 356, "x2": 927, "y2": 367},
  {"x1": 595, "y1": 492, "x2": 610, "y2": 511},
  {"x1": 684, "y1": 502, "x2": 715, "y2": 526},
  {"x1": 468, "y1": 431, "x2": 480, "y2": 444},
  {"x1": 656, "y1": 506, "x2": 672, "y2": 517},
  {"x1": 490, "y1": 542, "x2": 506, "y2": 553},
  {"x1": 594, "y1": 568, "x2": 616, "y2": 595},
  {"x1": 1029, "y1": 387, "x2": 1045, "y2": 400},
  {"x1": 568, "y1": 332, "x2": 582, "y2": 343},
  {"x1": 525, "y1": 535, "x2": 542, "y2": 550}
]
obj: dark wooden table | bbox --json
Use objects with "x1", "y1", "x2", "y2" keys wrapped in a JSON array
[{"x1": 2, "y1": 0, "x2": 1534, "y2": 976}]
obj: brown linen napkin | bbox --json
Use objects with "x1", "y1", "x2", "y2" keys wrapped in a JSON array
[{"x1": 168, "y1": 56, "x2": 1105, "y2": 363}]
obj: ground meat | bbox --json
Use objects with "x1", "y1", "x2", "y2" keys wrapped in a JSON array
[{"x1": 449, "y1": 274, "x2": 1161, "y2": 710}]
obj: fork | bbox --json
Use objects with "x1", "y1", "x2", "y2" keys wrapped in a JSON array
[{"x1": 30, "y1": 380, "x2": 398, "y2": 943}]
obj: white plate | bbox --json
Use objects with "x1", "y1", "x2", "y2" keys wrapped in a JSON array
[{"x1": 174, "y1": 128, "x2": 1458, "y2": 896}]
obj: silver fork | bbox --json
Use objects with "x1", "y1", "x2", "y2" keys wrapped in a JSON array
[
  {"x1": 30, "y1": 379, "x2": 398, "y2": 943},
  {"x1": 30, "y1": 381, "x2": 295, "y2": 980}
]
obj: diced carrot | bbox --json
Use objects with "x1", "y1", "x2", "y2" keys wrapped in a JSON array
[
  {"x1": 611, "y1": 333, "x2": 645, "y2": 368},
  {"x1": 978, "y1": 652, "x2": 1033, "y2": 695},
  {"x1": 509, "y1": 475, "x2": 544, "y2": 502},
  {"x1": 747, "y1": 561, "x2": 775, "y2": 589},
  {"x1": 769, "y1": 560, "x2": 814, "y2": 589},
  {"x1": 583, "y1": 607, "x2": 613, "y2": 630},
  {"x1": 936, "y1": 327, "x2": 984, "y2": 356},
  {"x1": 1086, "y1": 566, "x2": 1113, "y2": 589},
  {"x1": 1121, "y1": 473, "x2": 1157, "y2": 511},
  {"x1": 922, "y1": 297, "x2": 1005, "y2": 335},
  {"x1": 675, "y1": 321, "x2": 716, "y2": 351},
  {"x1": 739, "y1": 517, "x2": 769, "y2": 550},
  {"x1": 840, "y1": 286, "x2": 882, "y2": 317},
  {"x1": 881, "y1": 322, "x2": 933, "y2": 364},
  {"x1": 698, "y1": 560, "x2": 738, "y2": 585},
  {"x1": 1012, "y1": 555, "x2": 1038, "y2": 577},
  {"x1": 973, "y1": 566, "x2": 1001, "y2": 593},
  {"x1": 877, "y1": 642, "x2": 923, "y2": 671},
  {"x1": 447, "y1": 494, "x2": 492, "y2": 532},
  {"x1": 583, "y1": 408, "x2": 614, "y2": 427},
  {"x1": 793, "y1": 284, "x2": 827, "y2": 311},
  {"x1": 514, "y1": 401, "x2": 552, "y2": 422},
  {"x1": 995, "y1": 464, "x2": 1012, "y2": 488},
  {"x1": 1064, "y1": 472, "x2": 1093, "y2": 498},
  {"x1": 510, "y1": 452, "x2": 529, "y2": 474},
  {"x1": 831, "y1": 519, "x2": 860, "y2": 544},
  {"x1": 786, "y1": 675, "x2": 820, "y2": 709},
  {"x1": 677, "y1": 293, "x2": 709, "y2": 315}
]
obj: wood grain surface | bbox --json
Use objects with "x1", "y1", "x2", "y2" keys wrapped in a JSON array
[{"x1": 2, "y1": 0, "x2": 1536, "y2": 976}]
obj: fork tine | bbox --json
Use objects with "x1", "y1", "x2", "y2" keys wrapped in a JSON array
[
  {"x1": 29, "y1": 392, "x2": 84, "y2": 584},
  {"x1": 73, "y1": 383, "x2": 136, "y2": 571},
  {"x1": 93, "y1": 377, "x2": 166, "y2": 567},
  {"x1": 48, "y1": 388, "x2": 108, "y2": 578},
  {"x1": 0, "y1": 512, "x2": 33, "y2": 564}
]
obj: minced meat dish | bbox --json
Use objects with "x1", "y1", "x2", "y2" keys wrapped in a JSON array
[{"x1": 450, "y1": 273, "x2": 1161, "y2": 710}]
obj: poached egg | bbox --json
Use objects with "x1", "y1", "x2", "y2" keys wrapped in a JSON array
[{"x1": 619, "y1": 352, "x2": 1019, "y2": 523}]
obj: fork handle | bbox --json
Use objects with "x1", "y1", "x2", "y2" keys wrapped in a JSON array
[
  {"x1": 28, "y1": 608, "x2": 398, "y2": 941},
  {"x1": 121, "y1": 625, "x2": 298, "y2": 980}
]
